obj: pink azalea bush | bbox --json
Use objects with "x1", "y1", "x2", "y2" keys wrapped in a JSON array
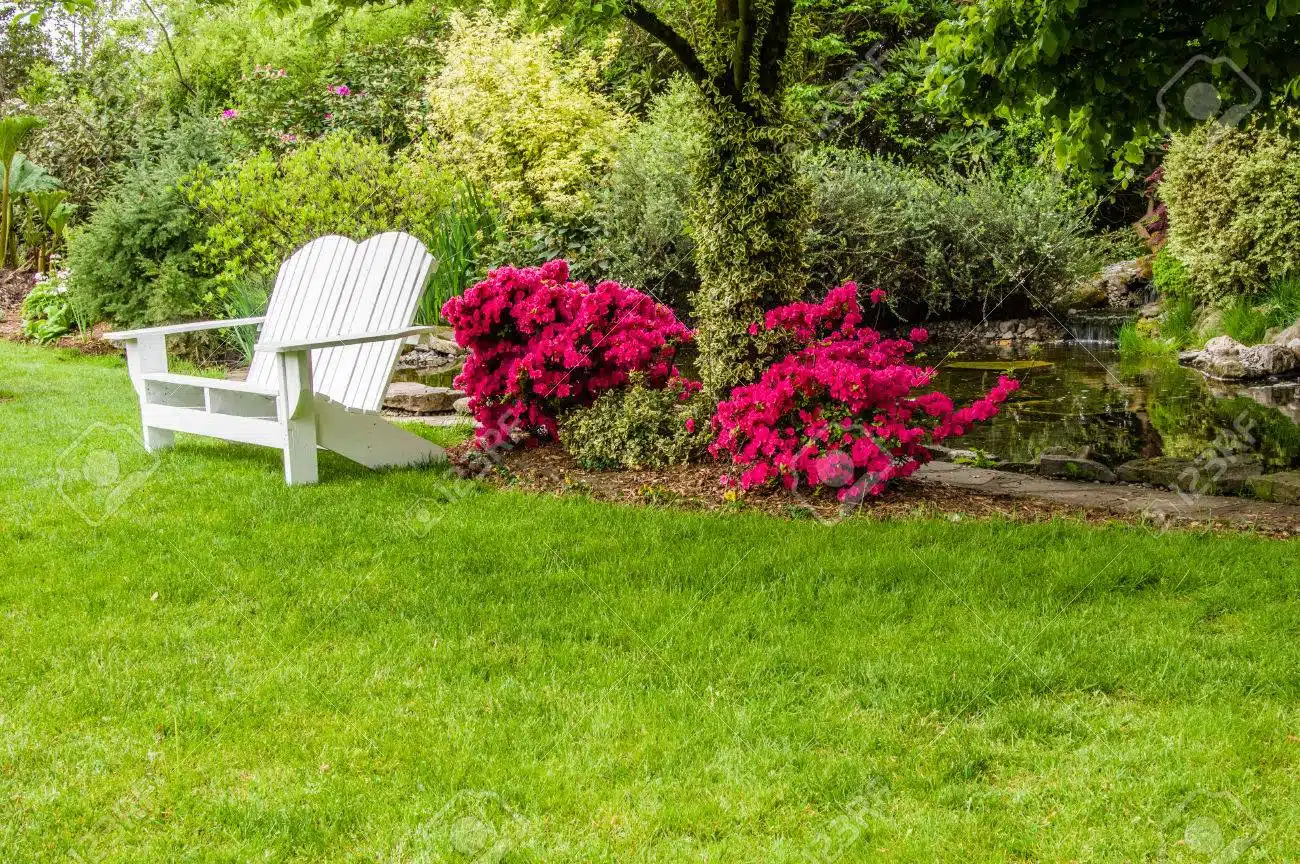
[
  {"x1": 442, "y1": 260, "x2": 692, "y2": 447},
  {"x1": 711, "y1": 283, "x2": 1020, "y2": 499}
]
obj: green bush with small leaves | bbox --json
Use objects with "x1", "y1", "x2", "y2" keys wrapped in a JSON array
[
  {"x1": 1151, "y1": 247, "x2": 1193, "y2": 299},
  {"x1": 596, "y1": 78, "x2": 702, "y2": 311},
  {"x1": 65, "y1": 118, "x2": 231, "y2": 328},
  {"x1": 189, "y1": 132, "x2": 457, "y2": 294},
  {"x1": 1163, "y1": 115, "x2": 1300, "y2": 302},
  {"x1": 803, "y1": 150, "x2": 1100, "y2": 318},
  {"x1": 423, "y1": 11, "x2": 627, "y2": 226},
  {"x1": 562, "y1": 376, "x2": 715, "y2": 470}
]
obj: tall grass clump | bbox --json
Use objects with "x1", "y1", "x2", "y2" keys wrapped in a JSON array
[
  {"x1": 222, "y1": 272, "x2": 272, "y2": 364},
  {"x1": 1117, "y1": 322, "x2": 1176, "y2": 361},
  {"x1": 1161, "y1": 295, "x2": 1198, "y2": 348},
  {"x1": 1264, "y1": 275, "x2": 1300, "y2": 329},
  {"x1": 418, "y1": 183, "x2": 499, "y2": 325},
  {"x1": 1221, "y1": 296, "x2": 1271, "y2": 345}
]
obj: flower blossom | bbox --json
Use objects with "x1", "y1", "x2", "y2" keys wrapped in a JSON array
[
  {"x1": 710, "y1": 282, "x2": 1019, "y2": 499},
  {"x1": 442, "y1": 261, "x2": 693, "y2": 447}
]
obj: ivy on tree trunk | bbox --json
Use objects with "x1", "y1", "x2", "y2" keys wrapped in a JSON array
[{"x1": 622, "y1": 0, "x2": 808, "y2": 395}]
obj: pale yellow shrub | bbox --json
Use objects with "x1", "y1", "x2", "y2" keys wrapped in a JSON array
[
  {"x1": 1163, "y1": 113, "x2": 1300, "y2": 300},
  {"x1": 423, "y1": 11, "x2": 628, "y2": 224}
]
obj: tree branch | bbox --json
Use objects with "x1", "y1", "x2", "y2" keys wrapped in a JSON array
[
  {"x1": 140, "y1": 0, "x2": 196, "y2": 98},
  {"x1": 716, "y1": 0, "x2": 737, "y2": 28},
  {"x1": 757, "y1": 0, "x2": 795, "y2": 96},
  {"x1": 732, "y1": 0, "x2": 755, "y2": 94},
  {"x1": 621, "y1": 1, "x2": 710, "y2": 89}
]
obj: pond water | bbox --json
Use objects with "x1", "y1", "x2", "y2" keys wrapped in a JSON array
[{"x1": 930, "y1": 342, "x2": 1300, "y2": 469}]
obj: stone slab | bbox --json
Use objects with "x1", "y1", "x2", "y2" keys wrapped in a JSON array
[
  {"x1": 1247, "y1": 471, "x2": 1300, "y2": 505},
  {"x1": 1115, "y1": 456, "x2": 1261, "y2": 496},
  {"x1": 383, "y1": 382, "x2": 466, "y2": 414},
  {"x1": 915, "y1": 461, "x2": 1300, "y2": 529}
]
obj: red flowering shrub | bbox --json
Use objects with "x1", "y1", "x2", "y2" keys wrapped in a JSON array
[
  {"x1": 711, "y1": 283, "x2": 1019, "y2": 499},
  {"x1": 442, "y1": 260, "x2": 692, "y2": 446}
]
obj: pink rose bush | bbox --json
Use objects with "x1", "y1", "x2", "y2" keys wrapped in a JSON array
[
  {"x1": 710, "y1": 283, "x2": 1019, "y2": 499},
  {"x1": 442, "y1": 260, "x2": 692, "y2": 447}
]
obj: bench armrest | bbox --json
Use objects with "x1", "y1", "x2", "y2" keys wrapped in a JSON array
[
  {"x1": 257, "y1": 325, "x2": 442, "y2": 354},
  {"x1": 104, "y1": 317, "x2": 266, "y2": 341}
]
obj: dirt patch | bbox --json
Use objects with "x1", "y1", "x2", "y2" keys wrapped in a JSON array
[
  {"x1": 0, "y1": 269, "x2": 119, "y2": 355},
  {"x1": 0, "y1": 268, "x2": 33, "y2": 309},
  {"x1": 454, "y1": 443, "x2": 1133, "y2": 527},
  {"x1": 447, "y1": 442, "x2": 1297, "y2": 538}
]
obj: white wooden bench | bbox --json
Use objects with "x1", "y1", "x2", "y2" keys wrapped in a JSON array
[{"x1": 106, "y1": 232, "x2": 446, "y2": 485}]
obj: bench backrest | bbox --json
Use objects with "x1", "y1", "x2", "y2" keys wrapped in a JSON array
[{"x1": 247, "y1": 232, "x2": 434, "y2": 412}]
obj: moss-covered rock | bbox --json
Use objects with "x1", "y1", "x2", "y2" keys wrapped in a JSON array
[
  {"x1": 1246, "y1": 471, "x2": 1300, "y2": 504},
  {"x1": 1117, "y1": 455, "x2": 1262, "y2": 495}
]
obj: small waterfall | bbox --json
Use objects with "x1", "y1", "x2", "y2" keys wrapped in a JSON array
[{"x1": 1062, "y1": 311, "x2": 1132, "y2": 346}]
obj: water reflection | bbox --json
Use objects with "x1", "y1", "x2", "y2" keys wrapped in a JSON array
[{"x1": 929, "y1": 343, "x2": 1300, "y2": 469}]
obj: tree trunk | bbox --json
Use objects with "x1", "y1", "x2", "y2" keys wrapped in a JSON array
[
  {"x1": 0, "y1": 184, "x2": 10, "y2": 270},
  {"x1": 690, "y1": 99, "x2": 809, "y2": 395}
]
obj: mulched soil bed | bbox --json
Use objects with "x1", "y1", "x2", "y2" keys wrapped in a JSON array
[
  {"x1": 449, "y1": 441, "x2": 1296, "y2": 538},
  {"x1": 454, "y1": 442, "x2": 1124, "y2": 526}
]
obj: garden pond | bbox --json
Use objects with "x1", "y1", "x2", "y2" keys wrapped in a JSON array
[{"x1": 931, "y1": 342, "x2": 1300, "y2": 470}]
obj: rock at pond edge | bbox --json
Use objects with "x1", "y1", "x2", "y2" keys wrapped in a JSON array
[
  {"x1": 1036, "y1": 454, "x2": 1116, "y2": 483},
  {"x1": 1180, "y1": 336, "x2": 1300, "y2": 380},
  {"x1": 1116, "y1": 455, "x2": 1262, "y2": 495},
  {"x1": 1246, "y1": 471, "x2": 1300, "y2": 505},
  {"x1": 383, "y1": 382, "x2": 467, "y2": 414}
]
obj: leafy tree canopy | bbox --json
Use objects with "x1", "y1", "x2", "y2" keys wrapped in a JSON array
[{"x1": 925, "y1": 0, "x2": 1300, "y2": 181}]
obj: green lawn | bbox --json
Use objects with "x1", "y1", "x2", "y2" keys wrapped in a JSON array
[{"x1": 1, "y1": 339, "x2": 1298, "y2": 862}]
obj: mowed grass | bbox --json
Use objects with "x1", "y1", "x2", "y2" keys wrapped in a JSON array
[{"x1": 1, "y1": 339, "x2": 1298, "y2": 862}]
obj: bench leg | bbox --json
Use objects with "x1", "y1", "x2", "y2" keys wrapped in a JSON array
[
  {"x1": 143, "y1": 427, "x2": 175, "y2": 452},
  {"x1": 125, "y1": 335, "x2": 176, "y2": 452},
  {"x1": 277, "y1": 350, "x2": 319, "y2": 485}
]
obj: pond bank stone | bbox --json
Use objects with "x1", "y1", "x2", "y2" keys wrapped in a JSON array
[
  {"x1": 916, "y1": 461, "x2": 1300, "y2": 531},
  {"x1": 395, "y1": 339, "x2": 465, "y2": 373},
  {"x1": 1036, "y1": 453, "x2": 1116, "y2": 483},
  {"x1": 1272, "y1": 319, "x2": 1300, "y2": 351},
  {"x1": 1079, "y1": 258, "x2": 1152, "y2": 309},
  {"x1": 1247, "y1": 471, "x2": 1300, "y2": 505},
  {"x1": 1180, "y1": 335, "x2": 1300, "y2": 380},
  {"x1": 1116, "y1": 455, "x2": 1262, "y2": 495},
  {"x1": 383, "y1": 382, "x2": 466, "y2": 414},
  {"x1": 453, "y1": 396, "x2": 472, "y2": 416}
]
